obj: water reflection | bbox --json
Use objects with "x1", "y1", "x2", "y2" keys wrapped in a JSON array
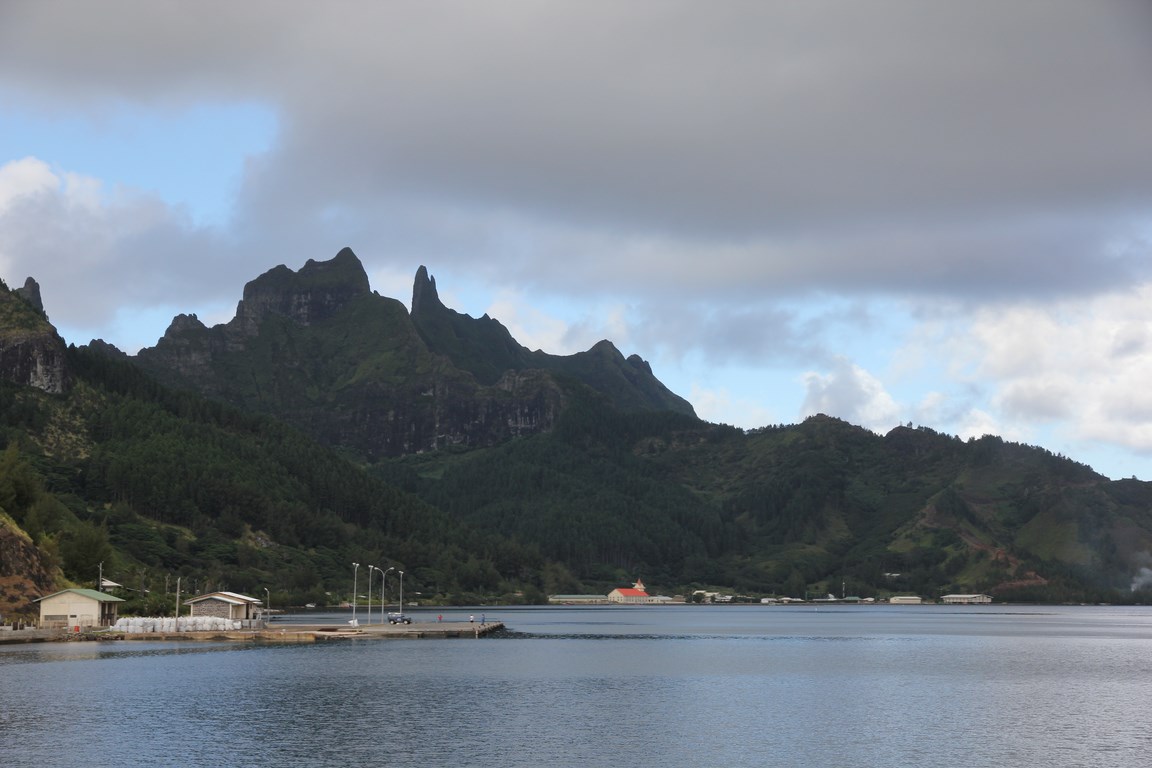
[{"x1": 0, "y1": 640, "x2": 257, "y2": 666}]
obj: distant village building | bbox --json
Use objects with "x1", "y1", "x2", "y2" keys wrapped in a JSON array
[
  {"x1": 607, "y1": 578, "x2": 650, "y2": 603},
  {"x1": 547, "y1": 594, "x2": 608, "y2": 604},
  {"x1": 34, "y1": 588, "x2": 125, "y2": 630},
  {"x1": 184, "y1": 591, "x2": 264, "y2": 621},
  {"x1": 889, "y1": 595, "x2": 923, "y2": 605},
  {"x1": 940, "y1": 593, "x2": 993, "y2": 604},
  {"x1": 607, "y1": 579, "x2": 673, "y2": 604}
]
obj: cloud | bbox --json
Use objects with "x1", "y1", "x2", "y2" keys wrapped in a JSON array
[
  {"x1": 0, "y1": 156, "x2": 238, "y2": 341},
  {"x1": 5, "y1": 2, "x2": 1152, "y2": 304},
  {"x1": 690, "y1": 384, "x2": 777, "y2": 429},
  {"x1": 0, "y1": 156, "x2": 58, "y2": 211},
  {"x1": 901, "y1": 284, "x2": 1152, "y2": 455},
  {"x1": 3, "y1": 2, "x2": 1152, "y2": 480},
  {"x1": 801, "y1": 357, "x2": 902, "y2": 432}
]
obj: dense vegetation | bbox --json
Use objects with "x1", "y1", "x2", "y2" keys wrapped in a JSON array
[
  {"x1": 381, "y1": 394, "x2": 1152, "y2": 603},
  {"x1": 1, "y1": 348, "x2": 549, "y2": 618},
  {"x1": 6, "y1": 342, "x2": 1152, "y2": 615},
  {"x1": 6, "y1": 254, "x2": 1152, "y2": 616}
]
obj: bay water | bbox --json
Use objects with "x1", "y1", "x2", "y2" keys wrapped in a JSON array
[{"x1": 2, "y1": 604, "x2": 1150, "y2": 767}]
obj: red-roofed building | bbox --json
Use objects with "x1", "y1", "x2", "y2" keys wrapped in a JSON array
[{"x1": 607, "y1": 579, "x2": 655, "y2": 604}]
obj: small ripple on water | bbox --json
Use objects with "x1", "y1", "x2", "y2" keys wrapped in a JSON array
[{"x1": 505, "y1": 631, "x2": 918, "y2": 642}]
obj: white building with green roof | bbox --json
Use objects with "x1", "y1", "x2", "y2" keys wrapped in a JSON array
[{"x1": 34, "y1": 588, "x2": 125, "y2": 630}]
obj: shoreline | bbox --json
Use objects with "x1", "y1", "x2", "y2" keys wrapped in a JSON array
[{"x1": 0, "y1": 620, "x2": 506, "y2": 645}]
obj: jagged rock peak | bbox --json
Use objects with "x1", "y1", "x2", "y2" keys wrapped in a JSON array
[
  {"x1": 83, "y1": 338, "x2": 129, "y2": 359},
  {"x1": 166, "y1": 313, "x2": 208, "y2": 335},
  {"x1": 411, "y1": 265, "x2": 443, "y2": 315},
  {"x1": 235, "y1": 248, "x2": 372, "y2": 331},
  {"x1": 299, "y1": 246, "x2": 367, "y2": 283},
  {"x1": 626, "y1": 354, "x2": 653, "y2": 375},
  {"x1": 588, "y1": 339, "x2": 622, "y2": 357},
  {"x1": 14, "y1": 277, "x2": 45, "y2": 317},
  {"x1": 0, "y1": 280, "x2": 69, "y2": 394}
]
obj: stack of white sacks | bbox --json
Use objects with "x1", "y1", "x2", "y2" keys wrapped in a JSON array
[{"x1": 113, "y1": 616, "x2": 243, "y2": 633}]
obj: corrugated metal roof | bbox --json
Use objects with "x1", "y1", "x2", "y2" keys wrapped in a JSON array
[
  {"x1": 184, "y1": 591, "x2": 262, "y2": 605},
  {"x1": 33, "y1": 588, "x2": 125, "y2": 603}
]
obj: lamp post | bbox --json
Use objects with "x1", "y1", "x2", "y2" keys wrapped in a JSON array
[
  {"x1": 351, "y1": 562, "x2": 360, "y2": 627},
  {"x1": 381, "y1": 566, "x2": 395, "y2": 623},
  {"x1": 264, "y1": 587, "x2": 271, "y2": 628},
  {"x1": 366, "y1": 565, "x2": 376, "y2": 626},
  {"x1": 398, "y1": 570, "x2": 405, "y2": 619}
]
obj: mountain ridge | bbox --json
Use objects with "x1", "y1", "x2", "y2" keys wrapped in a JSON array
[
  {"x1": 4, "y1": 258, "x2": 1152, "y2": 611},
  {"x1": 130, "y1": 248, "x2": 692, "y2": 458}
]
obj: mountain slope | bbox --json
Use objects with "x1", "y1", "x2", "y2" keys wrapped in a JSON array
[{"x1": 385, "y1": 410, "x2": 1152, "y2": 601}]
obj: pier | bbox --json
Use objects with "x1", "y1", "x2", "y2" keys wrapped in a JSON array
[
  {"x1": 0, "y1": 620, "x2": 507, "y2": 645},
  {"x1": 245, "y1": 619, "x2": 508, "y2": 643}
]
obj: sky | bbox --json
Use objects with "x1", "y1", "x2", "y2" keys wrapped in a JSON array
[{"x1": 2, "y1": 1, "x2": 1152, "y2": 480}]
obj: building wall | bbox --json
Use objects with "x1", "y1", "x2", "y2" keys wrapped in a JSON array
[
  {"x1": 188, "y1": 599, "x2": 233, "y2": 619},
  {"x1": 39, "y1": 594, "x2": 100, "y2": 629}
]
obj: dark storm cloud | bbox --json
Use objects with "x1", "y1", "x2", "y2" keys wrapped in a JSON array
[{"x1": 3, "y1": 1, "x2": 1152, "y2": 309}]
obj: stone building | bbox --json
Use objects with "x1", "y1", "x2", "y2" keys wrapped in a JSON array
[{"x1": 184, "y1": 591, "x2": 263, "y2": 621}]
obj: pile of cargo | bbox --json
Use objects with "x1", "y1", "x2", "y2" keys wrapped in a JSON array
[{"x1": 113, "y1": 616, "x2": 243, "y2": 633}]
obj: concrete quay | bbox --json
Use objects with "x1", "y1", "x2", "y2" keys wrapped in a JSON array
[
  {"x1": 253, "y1": 620, "x2": 507, "y2": 643},
  {"x1": 0, "y1": 621, "x2": 506, "y2": 645}
]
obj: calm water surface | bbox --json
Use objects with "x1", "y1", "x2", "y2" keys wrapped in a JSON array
[{"x1": 3, "y1": 605, "x2": 1151, "y2": 767}]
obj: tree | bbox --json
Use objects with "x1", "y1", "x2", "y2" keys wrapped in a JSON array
[{"x1": 61, "y1": 520, "x2": 113, "y2": 585}]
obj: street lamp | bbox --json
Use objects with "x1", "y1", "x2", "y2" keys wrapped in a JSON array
[
  {"x1": 351, "y1": 562, "x2": 360, "y2": 627},
  {"x1": 381, "y1": 566, "x2": 395, "y2": 623},
  {"x1": 366, "y1": 565, "x2": 376, "y2": 626},
  {"x1": 264, "y1": 587, "x2": 271, "y2": 628},
  {"x1": 398, "y1": 570, "x2": 405, "y2": 619}
]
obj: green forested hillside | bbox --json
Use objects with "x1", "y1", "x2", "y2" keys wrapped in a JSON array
[
  {"x1": 1, "y1": 346, "x2": 547, "y2": 618},
  {"x1": 382, "y1": 398, "x2": 1152, "y2": 603},
  {"x1": 6, "y1": 260, "x2": 1152, "y2": 614}
]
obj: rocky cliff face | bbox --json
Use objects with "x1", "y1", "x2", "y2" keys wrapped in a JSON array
[
  {"x1": 132, "y1": 249, "x2": 597, "y2": 459},
  {"x1": 232, "y1": 247, "x2": 373, "y2": 337},
  {"x1": 0, "y1": 278, "x2": 70, "y2": 395},
  {"x1": 14, "y1": 277, "x2": 45, "y2": 316},
  {"x1": 0, "y1": 514, "x2": 56, "y2": 618},
  {"x1": 130, "y1": 248, "x2": 695, "y2": 459}
]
